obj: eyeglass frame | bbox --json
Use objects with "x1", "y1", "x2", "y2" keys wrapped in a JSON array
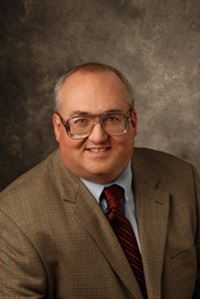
[{"x1": 56, "y1": 109, "x2": 134, "y2": 140}]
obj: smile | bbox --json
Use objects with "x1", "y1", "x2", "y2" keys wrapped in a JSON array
[{"x1": 88, "y1": 148, "x2": 108, "y2": 152}]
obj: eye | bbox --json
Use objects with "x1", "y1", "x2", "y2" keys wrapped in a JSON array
[
  {"x1": 71, "y1": 117, "x2": 90, "y2": 127},
  {"x1": 104, "y1": 115, "x2": 121, "y2": 123}
]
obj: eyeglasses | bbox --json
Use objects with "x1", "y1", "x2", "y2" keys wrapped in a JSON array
[{"x1": 56, "y1": 110, "x2": 133, "y2": 140}]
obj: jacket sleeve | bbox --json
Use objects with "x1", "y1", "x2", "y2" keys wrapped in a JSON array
[
  {"x1": 0, "y1": 209, "x2": 47, "y2": 298},
  {"x1": 193, "y1": 166, "x2": 200, "y2": 299}
]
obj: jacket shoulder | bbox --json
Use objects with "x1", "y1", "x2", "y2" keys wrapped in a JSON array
[
  {"x1": 0, "y1": 150, "x2": 60, "y2": 198},
  {"x1": 134, "y1": 147, "x2": 191, "y2": 167},
  {"x1": 133, "y1": 147, "x2": 196, "y2": 180}
]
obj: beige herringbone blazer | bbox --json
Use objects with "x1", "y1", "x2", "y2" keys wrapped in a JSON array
[{"x1": 0, "y1": 148, "x2": 200, "y2": 298}]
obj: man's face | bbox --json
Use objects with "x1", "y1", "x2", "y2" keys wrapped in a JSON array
[{"x1": 53, "y1": 70, "x2": 137, "y2": 184}]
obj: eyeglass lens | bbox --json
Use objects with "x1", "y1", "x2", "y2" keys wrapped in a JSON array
[{"x1": 68, "y1": 114, "x2": 129, "y2": 137}]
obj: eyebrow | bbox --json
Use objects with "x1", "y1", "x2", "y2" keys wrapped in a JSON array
[{"x1": 69, "y1": 109, "x2": 123, "y2": 116}]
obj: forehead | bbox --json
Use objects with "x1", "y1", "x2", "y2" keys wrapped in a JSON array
[{"x1": 60, "y1": 70, "x2": 130, "y2": 114}]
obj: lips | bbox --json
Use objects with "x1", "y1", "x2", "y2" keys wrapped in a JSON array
[{"x1": 87, "y1": 147, "x2": 110, "y2": 153}]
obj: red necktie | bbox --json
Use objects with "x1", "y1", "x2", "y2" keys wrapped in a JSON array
[{"x1": 103, "y1": 184, "x2": 148, "y2": 299}]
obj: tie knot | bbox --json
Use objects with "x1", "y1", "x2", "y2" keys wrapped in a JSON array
[{"x1": 103, "y1": 184, "x2": 124, "y2": 210}]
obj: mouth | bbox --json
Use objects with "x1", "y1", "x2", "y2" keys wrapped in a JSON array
[
  {"x1": 86, "y1": 146, "x2": 111, "y2": 154},
  {"x1": 88, "y1": 148, "x2": 108, "y2": 152}
]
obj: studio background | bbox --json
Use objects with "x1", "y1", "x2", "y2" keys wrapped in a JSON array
[{"x1": 0, "y1": 0, "x2": 200, "y2": 191}]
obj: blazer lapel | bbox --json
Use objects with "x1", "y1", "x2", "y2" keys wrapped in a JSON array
[
  {"x1": 132, "y1": 151, "x2": 170, "y2": 298},
  {"x1": 74, "y1": 184, "x2": 144, "y2": 298},
  {"x1": 55, "y1": 149, "x2": 169, "y2": 298},
  {"x1": 54, "y1": 154, "x2": 143, "y2": 298}
]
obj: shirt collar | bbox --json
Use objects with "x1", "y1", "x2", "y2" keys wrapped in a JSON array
[{"x1": 80, "y1": 161, "x2": 132, "y2": 204}]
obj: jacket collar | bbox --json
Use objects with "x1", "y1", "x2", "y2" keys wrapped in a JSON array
[{"x1": 54, "y1": 148, "x2": 170, "y2": 298}]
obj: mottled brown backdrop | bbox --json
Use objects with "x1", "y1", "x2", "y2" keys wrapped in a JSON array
[{"x1": 0, "y1": 0, "x2": 200, "y2": 191}]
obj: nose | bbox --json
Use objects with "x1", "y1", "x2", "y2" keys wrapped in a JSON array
[{"x1": 87, "y1": 123, "x2": 108, "y2": 143}]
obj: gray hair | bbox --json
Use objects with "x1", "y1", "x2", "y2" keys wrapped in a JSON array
[{"x1": 54, "y1": 62, "x2": 134, "y2": 112}]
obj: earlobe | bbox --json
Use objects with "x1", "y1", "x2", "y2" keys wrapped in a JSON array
[
  {"x1": 130, "y1": 110, "x2": 137, "y2": 136},
  {"x1": 52, "y1": 113, "x2": 61, "y2": 142},
  {"x1": 131, "y1": 109, "x2": 137, "y2": 126}
]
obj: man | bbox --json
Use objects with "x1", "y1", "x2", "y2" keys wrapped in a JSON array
[{"x1": 0, "y1": 62, "x2": 199, "y2": 299}]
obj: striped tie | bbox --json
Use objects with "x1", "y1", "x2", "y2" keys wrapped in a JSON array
[{"x1": 103, "y1": 184, "x2": 148, "y2": 299}]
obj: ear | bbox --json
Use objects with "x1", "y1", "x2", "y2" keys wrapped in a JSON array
[
  {"x1": 130, "y1": 109, "x2": 137, "y2": 136},
  {"x1": 52, "y1": 113, "x2": 62, "y2": 142}
]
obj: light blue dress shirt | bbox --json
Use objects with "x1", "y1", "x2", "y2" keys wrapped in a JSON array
[{"x1": 80, "y1": 161, "x2": 141, "y2": 250}]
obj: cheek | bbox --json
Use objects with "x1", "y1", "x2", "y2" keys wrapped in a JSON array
[
  {"x1": 112, "y1": 136, "x2": 134, "y2": 159},
  {"x1": 59, "y1": 139, "x2": 80, "y2": 168},
  {"x1": 121, "y1": 134, "x2": 135, "y2": 155},
  {"x1": 59, "y1": 135, "x2": 83, "y2": 157}
]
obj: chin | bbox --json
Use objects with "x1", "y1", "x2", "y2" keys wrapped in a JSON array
[{"x1": 87, "y1": 169, "x2": 121, "y2": 183}]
